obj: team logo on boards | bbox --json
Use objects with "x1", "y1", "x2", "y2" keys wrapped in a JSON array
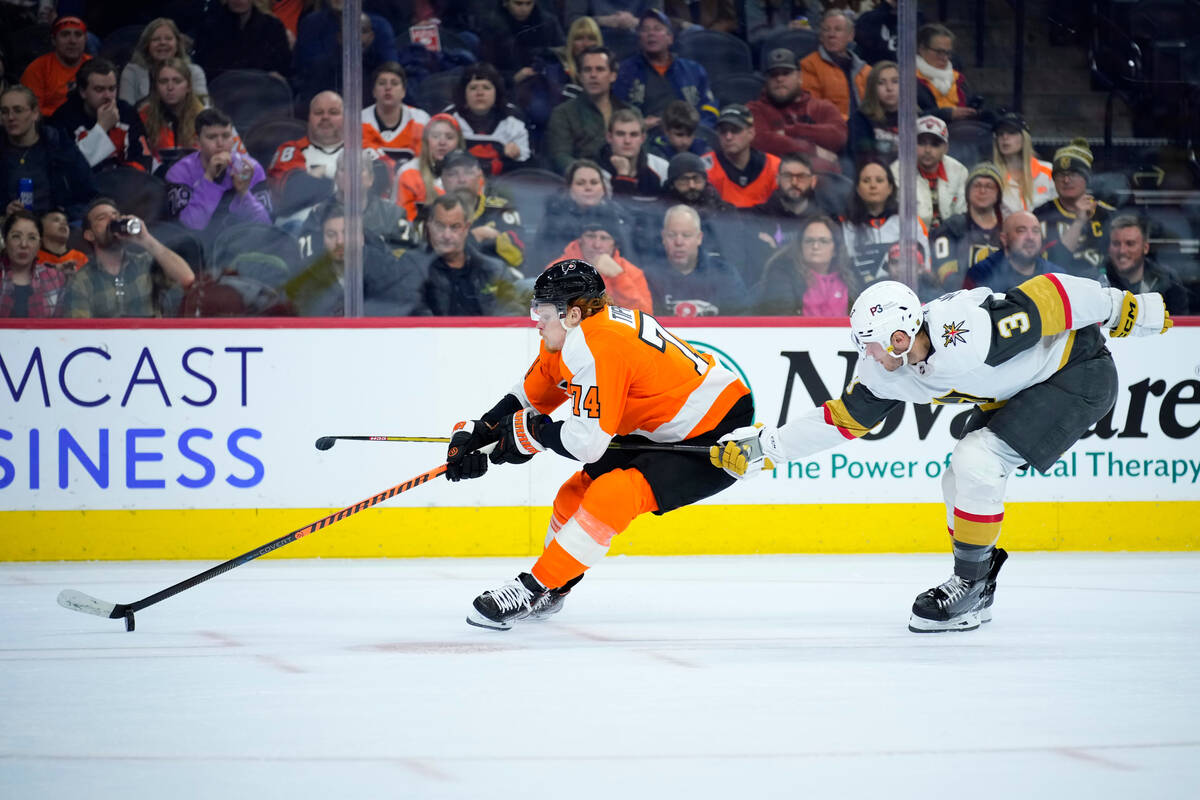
[{"x1": 941, "y1": 320, "x2": 969, "y2": 347}]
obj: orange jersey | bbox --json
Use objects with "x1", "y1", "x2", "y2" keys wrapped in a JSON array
[
  {"x1": 706, "y1": 150, "x2": 780, "y2": 208},
  {"x1": 21, "y1": 52, "x2": 91, "y2": 117},
  {"x1": 518, "y1": 306, "x2": 749, "y2": 462},
  {"x1": 38, "y1": 247, "x2": 89, "y2": 272},
  {"x1": 362, "y1": 105, "x2": 428, "y2": 165}
]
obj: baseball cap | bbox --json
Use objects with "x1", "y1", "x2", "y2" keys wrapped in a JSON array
[
  {"x1": 640, "y1": 8, "x2": 672, "y2": 28},
  {"x1": 992, "y1": 111, "x2": 1028, "y2": 134},
  {"x1": 916, "y1": 115, "x2": 948, "y2": 143},
  {"x1": 764, "y1": 48, "x2": 798, "y2": 73},
  {"x1": 441, "y1": 150, "x2": 482, "y2": 172},
  {"x1": 52, "y1": 15, "x2": 86, "y2": 34},
  {"x1": 668, "y1": 152, "x2": 708, "y2": 183},
  {"x1": 716, "y1": 104, "x2": 754, "y2": 130},
  {"x1": 1051, "y1": 138, "x2": 1093, "y2": 180}
]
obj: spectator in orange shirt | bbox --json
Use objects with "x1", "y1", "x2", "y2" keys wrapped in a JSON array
[
  {"x1": 556, "y1": 209, "x2": 652, "y2": 312},
  {"x1": 20, "y1": 16, "x2": 91, "y2": 117},
  {"x1": 37, "y1": 208, "x2": 88, "y2": 271},
  {"x1": 799, "y1": 10, "x2": 870, "y2": 121},
  {"x1": 395, "y1": 113, "x2": 465, "y2": 221},
  {"x1": 362, "y1": 62, "x2": 429, "y2": 167},
  {"x1": 706, "y1": 104, "x2": 779, "y2": 209}
]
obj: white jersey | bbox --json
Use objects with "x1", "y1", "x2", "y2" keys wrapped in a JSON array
[{"x1": 774, "y1": 273, "x2": 1125, "y2": 458}]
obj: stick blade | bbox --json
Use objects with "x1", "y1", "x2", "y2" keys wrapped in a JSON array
[{"x1": 57, "y1": 589, "x2": 119, "y2": 619}]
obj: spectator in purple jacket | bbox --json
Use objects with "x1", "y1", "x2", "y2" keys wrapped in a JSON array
[{"x1": 165, "y1": 107, "x2": 270, "y2": 231}]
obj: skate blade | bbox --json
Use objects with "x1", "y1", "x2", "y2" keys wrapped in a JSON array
[
  {"x1": 465, "y1": 609, "x2": 513, "y2": 631},
  {"x1": 908, "y1": 610, "x2": 981, "y2": 633},
  {"x1": 979, "y1": 606, "x2": 993, "y2": 624}
]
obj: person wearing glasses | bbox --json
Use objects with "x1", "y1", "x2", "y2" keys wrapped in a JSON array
[
  {"x1": 755, "y1": 215, "x2": 860, "y2": 317},
  {"x1": 60, "y1": 197, "x2": 195, "y2": 318},
  {"x1": 915, "y1": 23, "x2": 980, "y2": 122},
  {"x1": 744, "y1": 153, "x2": 830, "y2": 282}
]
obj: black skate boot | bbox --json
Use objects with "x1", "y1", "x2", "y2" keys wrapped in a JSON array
[
  {"x1": 528, "y1": 574, "x2": 584, "y2": 620},
  {"x1": 908, "y1": 573, "x2": 987, "y2": 633},
  {"x1": 977, "y1": 548, "x2": 1009, "y2": 624},
  {"x1": 466, "y1": 572, "x2": 546, "y2": 630}
]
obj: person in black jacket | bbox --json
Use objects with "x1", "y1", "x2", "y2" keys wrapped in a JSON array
[
  {"x1": 1103, "y1": 214, "x2": 1191, "y2": 314},
  {"x1": 482, "y1": 0, "x2": 565, "y2": 82},
  {"x1": 417, "y1": 193, "x2": 518, "y2": 316},
  {"x1": 1, "y1": 85, "x2": 96, "y2": 223},
  {"x1": 193, "y1": 0, "x2": 293, "y2": 81},
  {"x1": 50, "y1": 58, "x2": 150, "y2": 173}
]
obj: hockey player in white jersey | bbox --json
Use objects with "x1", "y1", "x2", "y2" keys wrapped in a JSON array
[{"x1": 711, "y1": 273, "x2": 1174, "y2": 632}]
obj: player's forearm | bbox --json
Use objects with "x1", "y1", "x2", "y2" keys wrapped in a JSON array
[{"x1": 774, "y1": 405, "x2": 859, "y2": 462}]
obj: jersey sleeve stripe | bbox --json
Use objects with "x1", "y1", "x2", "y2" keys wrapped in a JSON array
[
  {"x1": 1056, "y1": 328, "x2": 1077, "y2": 371},
  {"x1": 824, "y1": 399, "x2": 866, "y2": 439},
  {"x1": 1015, "y1": 274, "x2": 1072, "y2": 335}
]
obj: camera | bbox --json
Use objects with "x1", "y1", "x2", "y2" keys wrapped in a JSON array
[{"x1": 108, "y1": 217, "x2": 142, "y2": 237}]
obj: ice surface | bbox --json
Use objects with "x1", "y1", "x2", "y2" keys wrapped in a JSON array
[{"x1": 2, "y1": 554, "x2": 1198, "y2": 799}]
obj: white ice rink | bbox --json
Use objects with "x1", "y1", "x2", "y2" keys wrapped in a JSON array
[{"x1": 2, "y1": 553, "x2": 1198, "y2": 799}]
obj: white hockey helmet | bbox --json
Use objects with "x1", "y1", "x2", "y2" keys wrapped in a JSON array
[{"x1": 849, "y1": 281, "x2": 924, "y2": 362}]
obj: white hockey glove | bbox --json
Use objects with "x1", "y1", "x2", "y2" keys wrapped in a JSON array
[
  {"x1": 1107, "y1": 290, "x2": 1173, "y2": 338},
  {"x1": 709, "y1": 423, "x2": 786, "y2": 479}
]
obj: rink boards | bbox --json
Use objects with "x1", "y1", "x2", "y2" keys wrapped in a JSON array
[{"x1": 2, "y1": 317, "x2": 1197, "y2": 559}]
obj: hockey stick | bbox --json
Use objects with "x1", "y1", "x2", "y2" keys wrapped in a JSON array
[
  {"x1": 315, "y1": 434, "x2": 711, "y2": 455},
  {"x1": 56, "y1": 461, "x2": 448, "y2": 632}
]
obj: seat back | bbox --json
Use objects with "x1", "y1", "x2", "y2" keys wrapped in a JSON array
[
  {"x1": 758, "y1": 30, "x2": 820, "y2": 67},
  {"x1": 243, "y1": 118, "x2": 309, "y2": 171},
  {"x1": 93, "y1": 167, "x2": 168, "y2": 223},
  {"x1": 675, "y1": 30, "x2": 753, "y2": 75},
  {"x1": 411, "y1": 68, "x2": 462, "y2": 115},
  {"x1": 208, "y1": 69, "x2": 296, "y2": 134},
  {"x1": 712, "y1": 73, "x2": 765, "y2": 106},
  {"x1": 491, "y1": 168, "x2": 565, "y2": 239},
  {"x1": 946, "y1": 120, "x2": 995, "y2": 169},
  {"x1": 209, "y1": 222, "x2": 303, "y2": 282}
]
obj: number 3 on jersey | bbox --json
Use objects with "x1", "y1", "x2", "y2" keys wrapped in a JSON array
[
  {"x1": 568, "y1": 383, "x2": 600, "y2": 418},
  {"x1": 638, "y1": 313, "x2": 708, "y2": 374}
]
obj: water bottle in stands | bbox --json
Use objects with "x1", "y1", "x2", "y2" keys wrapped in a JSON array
[{"x1": 18, "y1": 178, "x2": 34, "y2": 210}]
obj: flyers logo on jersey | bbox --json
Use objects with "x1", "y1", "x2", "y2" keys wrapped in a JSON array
[{"x1": 941, "y1": 320, "x2": 969, "y2": 347}]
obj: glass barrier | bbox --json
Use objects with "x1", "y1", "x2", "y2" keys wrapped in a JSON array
[{"x1": 1, "y1": 1, "x2": 1195, "y2": 320}]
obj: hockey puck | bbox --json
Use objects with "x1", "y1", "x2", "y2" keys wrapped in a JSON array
[{"x1": 124, "y1": 610, "x2": 135, "y2": 632}]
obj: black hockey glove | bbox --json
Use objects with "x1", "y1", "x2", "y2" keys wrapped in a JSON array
[
  {"x1": 489, "y1": 409, "x2": 550, "y2": 465},
  {"x1": 446, "y1": 419, "x2": 500, "y2": 481}
]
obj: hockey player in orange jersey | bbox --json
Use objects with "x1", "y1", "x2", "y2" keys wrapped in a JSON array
[{"x1": 447, "y1": 259, "x2": 754, "y2": 630}]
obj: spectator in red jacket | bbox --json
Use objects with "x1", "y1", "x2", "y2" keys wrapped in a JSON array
[{"x1": 746, "y1": 48, "x2": 847, "y2": 175}]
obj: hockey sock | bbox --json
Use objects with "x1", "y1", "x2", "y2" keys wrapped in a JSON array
[
  {"x1": 546, "y1": 471, "x2": 592, "y2": 547},
  {"x1": 531, "y1": 468, "x2": 658, "y2": 589}
]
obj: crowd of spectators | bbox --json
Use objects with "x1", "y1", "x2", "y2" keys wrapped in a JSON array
[{"x1": 0, "y1": 0, "x2": 1195, "y2": 319}]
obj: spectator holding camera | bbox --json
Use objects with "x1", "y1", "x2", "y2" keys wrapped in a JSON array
[{"x1": 61, "y1": 197, "x2": 196, "y2": 318}]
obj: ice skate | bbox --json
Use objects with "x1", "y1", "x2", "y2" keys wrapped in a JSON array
[
  {"x1": 977, "y1": 548, "x2": 1009, "y2": 624},
  {"x1": 908, "y1": 573, "x2": 987, "y2": 633},
  {"x1": 466, "y1": 572, "x2": 546, "y2": 630},
  {"x1": 528, "y1": 575, "x2": 583, "y2": 620}
]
